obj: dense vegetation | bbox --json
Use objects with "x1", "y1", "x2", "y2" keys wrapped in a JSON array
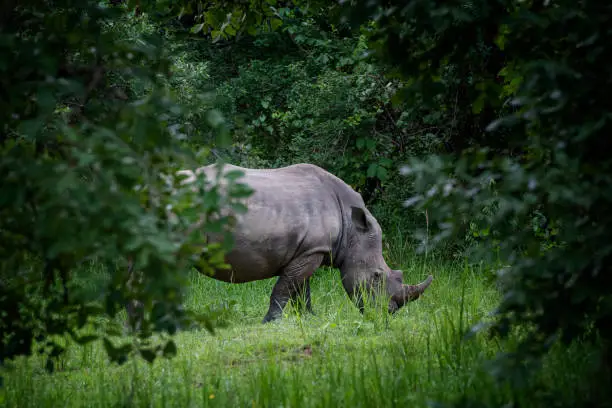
[{"x1": 2, "y1": 0, "x2": 611, "y2": 406}]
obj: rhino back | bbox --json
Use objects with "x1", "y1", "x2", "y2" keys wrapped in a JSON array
[{"x1": 201, "y1": 164, "x2": 346, "y2": 283}]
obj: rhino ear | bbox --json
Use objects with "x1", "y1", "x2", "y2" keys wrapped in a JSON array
[{"x1": 351, "y1": 206, "x2": 370, "y2": 231}]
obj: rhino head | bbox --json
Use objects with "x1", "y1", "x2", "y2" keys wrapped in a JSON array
[{"x1": 339, "y1": 206, "x2": 433, "y2": 314}]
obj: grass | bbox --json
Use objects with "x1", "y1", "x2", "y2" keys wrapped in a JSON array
[{"x1": 1, "y1": 249, "x2": 607, "y2": 408}]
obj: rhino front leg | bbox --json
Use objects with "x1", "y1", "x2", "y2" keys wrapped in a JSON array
[{"x1": 262, "y1": 255, "x2": 322, "y2": 323}]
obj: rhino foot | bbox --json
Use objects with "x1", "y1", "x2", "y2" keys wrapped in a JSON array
[{"x1": 262, "y1": 310, "x2": 282, "y2": 323}]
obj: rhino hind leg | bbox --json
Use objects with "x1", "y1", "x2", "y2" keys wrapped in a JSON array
[{"x1": 262, "y1": 254, "x2": 323, "y2": 323}]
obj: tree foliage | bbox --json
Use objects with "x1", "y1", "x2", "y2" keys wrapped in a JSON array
[
  {"x1": 0, "y1": 0, "x2": 251, "y2": 375},
  {"x1": 170, "y1": 5, "x2": 447, "y2": 238},
  {"x1": 4, "y1": 0, "x2": 612, "y2": 403},
  {"x1": 340, "y1": 0, "x2": 612, "y2": 387}
]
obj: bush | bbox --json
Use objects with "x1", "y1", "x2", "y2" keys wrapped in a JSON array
[
  {"x1": 343, "y1": 0, "x2": 612, "y2": 392},
  {"x1": 0, "y1": 0, "x2": 250, "y2": 375}
]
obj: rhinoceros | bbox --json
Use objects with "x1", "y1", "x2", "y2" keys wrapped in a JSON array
[{"x1": 128, "y1": 163, "x2": 433, "y2": 324}]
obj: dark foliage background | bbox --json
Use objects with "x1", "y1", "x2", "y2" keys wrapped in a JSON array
[{"x1": 2, "y1": 0, "x2": 611, "y2": 404}]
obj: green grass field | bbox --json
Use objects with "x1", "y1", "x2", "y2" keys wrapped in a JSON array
[{"x1": 1, "y1": 251, "x2": 604, "y2": 407}]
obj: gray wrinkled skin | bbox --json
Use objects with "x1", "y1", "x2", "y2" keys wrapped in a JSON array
[{"x1": 129, "y1": 163, "x2": 433, "y2": 324}]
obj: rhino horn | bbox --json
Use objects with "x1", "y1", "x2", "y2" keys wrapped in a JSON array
[{"x1": 398, "y1": 275, "x2": 433, "y2": 305}]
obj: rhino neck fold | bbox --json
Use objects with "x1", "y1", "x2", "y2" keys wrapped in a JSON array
[{"x1": 329, "y1": 192, "x2": 347, "y2": 269}]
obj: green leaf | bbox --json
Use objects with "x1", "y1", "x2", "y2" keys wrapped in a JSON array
[
  {"x1": 229, "y1": 184, "x2": 254, "y2": 198},
  {"x1": 380, "y1": 158, "x2": 393, "y2": 167},
  {"x1": 49, "y1": 343, "x2": 65, "y2": 358},
  {"x1": 204, "y1": 219, "x2": 225, "y2": 234},
  {"x1": 211, "y1": 30, "x2": 223, "y2": 41},
  {"x1": 230, "y1": 202, "x2": 249, "y2": 214},
  {"x1": 225, "y1": 24, "x2": 237, "y2": 36},
  {"x1": 73, "y1": 335, "x2": 98, "y2": 345},
  {"x1": 367, "y1": 163, "x2": 378, "y2": 178},
  {"x1": 36, "y1": 88, "x2": 57, "y2": 114},
  {"x1": 216, "y1": 125, "x2": 231, "y2": 147},
  {"x1": 103, "y1": 338, "x2": 132, "y2": 365},
  {"x1": 45, "y1": 358, "x2": 55, "y2": 374},
  {"x1": 140, "y1": 348, "x2": 157, "y2": 363},
  {"x1": 162, "y1": 340, "x2": 177, "y2": 358},
  {"x1": 206, "y1": 109, "x2": 225, "y2": 128},
  {"x1": 18, "y1": 119, "x2": 44, "y2": 138},
  {"x1": 376, "y1": 166, "x2": 388, "y2": 180},
  {"x1": 224, "y1": 169, "x2": 245, "y2": 181},
  {"x1": 270, "y1": 18, "x2": 283, "y2": 31},
  {"x1": 472, "y1": 93, "x2": 486, "y2": 114},
  {"x1": 201, "y1": 315, "x2": 215, "y2": 333},
  {"x1": 247, "y1": 25, "x2": 258, "y2": 35},
  {"x1": 190, "y1": 23, "x2": 205, "y2": 34}
]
